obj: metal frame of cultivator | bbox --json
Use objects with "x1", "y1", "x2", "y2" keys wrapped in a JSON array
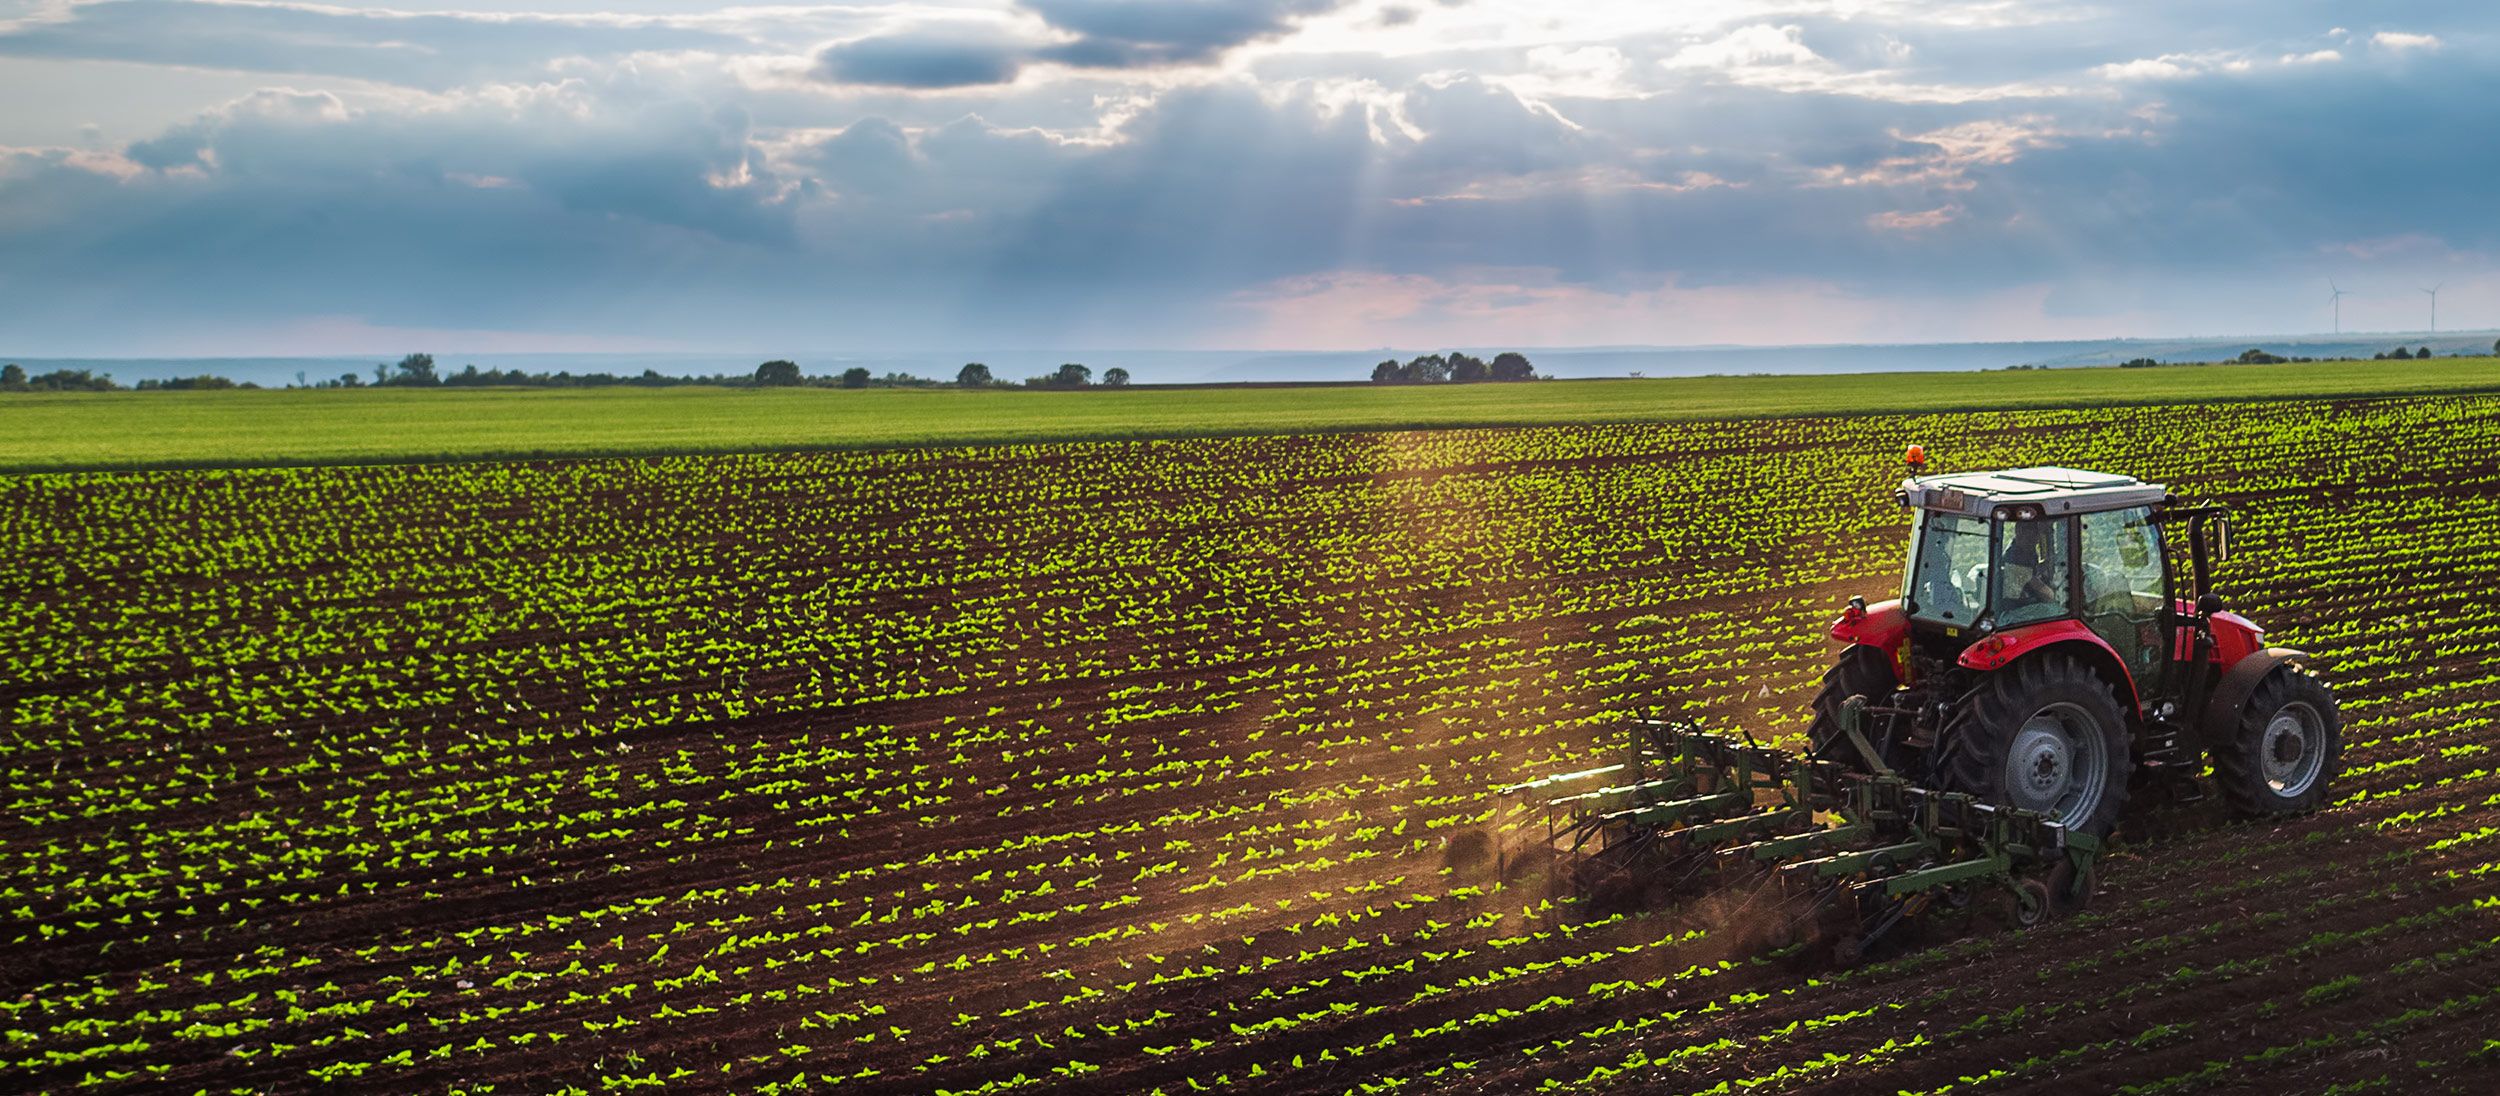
[{"x1": 1499, "y1": 710, "x2": 2101, "y2": 958}]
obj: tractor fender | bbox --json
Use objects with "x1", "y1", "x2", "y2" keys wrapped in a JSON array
[
  {"x1": 1830, "y1": 598, "x2": 1908, "y2": 675},
  {"x1": 2197, "y1": 647, "x2": 2312, "y2": 746},
  {"x1": 1958, "y1": 621, "x2": 2142, "y2": 716}
]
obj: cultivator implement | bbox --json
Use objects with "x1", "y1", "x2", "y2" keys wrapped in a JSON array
[{"x1": 1499, "y1": 710, "x2": 2100, "y2": 959}]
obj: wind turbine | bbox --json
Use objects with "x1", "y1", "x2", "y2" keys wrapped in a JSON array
[
  {"x1": 2421, "y1": 283, "x2": 2442, "y2": 333},
  {"x1": 2327, "y1": 279, "x2": 2348, "y2": 335}
]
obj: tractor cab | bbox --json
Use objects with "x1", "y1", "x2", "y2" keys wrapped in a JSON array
[{"x1": 1895, "y1": 466, "x2": 2182, "y2": 688}]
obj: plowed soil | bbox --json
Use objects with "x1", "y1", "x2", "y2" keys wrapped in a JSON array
[{"x1": 3, "y1": 397, "x2": 2496, "y2": 1095}]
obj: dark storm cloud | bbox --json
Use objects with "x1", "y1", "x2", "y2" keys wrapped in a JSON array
[
  {"x1": 811, "y1": 30, "x2": 1029, "y2": 89},
  {"x1": 100, "y1": 85, "x2": 792, "y2": 243},
  {"x1": 807, "y1": 0, "x2": 1355, "y2": 89},
  {"x1": 0, "y1": 0, "x2": 753, "y2": 89},
  {"x1": 1025, "y1": 0, "x2": 1349, "y2": 67}
]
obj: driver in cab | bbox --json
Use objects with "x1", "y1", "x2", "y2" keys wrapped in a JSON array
[{"x1": 1998, "y1": 519, "x2": 2068, "y2": 623}]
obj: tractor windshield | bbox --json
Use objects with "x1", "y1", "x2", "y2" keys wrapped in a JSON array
[{"x1": 1905, "y1": 511, "x2": 1992, "y2": 626}]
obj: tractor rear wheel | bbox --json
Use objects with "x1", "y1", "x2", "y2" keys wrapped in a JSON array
[
  {"x1": 1939, "y1": 653, "x2": 2132, "y2": 838},
  {"x1": 1808, "y1": 646, "x2": 1899, "y2": 770},
  {"x1": 2214, "y1": 666, "x2": 2340, "y2": 817}
]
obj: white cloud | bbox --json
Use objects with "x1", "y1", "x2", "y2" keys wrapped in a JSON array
[
  {"x1": 2092, "y1": 51, "x2": 2253, "y2": 82},
  {"x1": 1868, "y1": 203, "x2": 1961, "y2": 231},
  {"x1": 1503, "y1": 44, "x2": 1639, "y2": 100},
  {"x1": 1664, "y1": 24, "x2": 1820, "y2": 70},
  {"x1": 2280, "y1": 49, "x2": 2341, "y2": 66},
  {"x1": 1810, "y1": 116, "x2": 2103, "y2": 190},
  {"x1": 1659, "y1": 21, "x2": 2070, "y2": 104},
  {"x1": 2094, "y1": 56, "x2": 2189, "y2": 81},
  {"x1": 2371, "y1": 31, "x2": 2441, "y2": 53}
]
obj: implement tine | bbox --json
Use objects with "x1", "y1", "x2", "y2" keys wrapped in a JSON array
[{"x1": 1494, "y1": 762, "x2": 1629, "y2": 797}]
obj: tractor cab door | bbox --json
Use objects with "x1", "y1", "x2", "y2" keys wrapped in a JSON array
[{"x1": 2077, "y1": 506, "x2": 2170, "y2": 697}]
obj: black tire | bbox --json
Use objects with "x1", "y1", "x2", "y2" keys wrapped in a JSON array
[
  {"x1": 1939, "y1": 653, "x2": 2133, "y2": 838},
  {"x1": 2214, "y1": 666, "x2": 2341, "y2": 817},
  {"x1": 1807, "y1": 646, "x2": 1899, "y2": 769}
]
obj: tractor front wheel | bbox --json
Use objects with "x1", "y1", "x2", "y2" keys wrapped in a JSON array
[
  {"x1": 1939, "y1": 653, "x2": 2132, "y2": 838},
  {"x1": 2214, "y1": 666, "x2": 2341, "y2": 817}
]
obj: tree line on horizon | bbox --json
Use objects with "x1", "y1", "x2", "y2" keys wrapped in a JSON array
[
  {"x1": 10, "y1": 341, "x2": 2490, "y2": 394},
  {"x1": 0, "y1": 364, "x2": 251, "y2": 391},
  {"x1": 1370, "y1": 352, "x2": 1538, "y2": 384},
  {"x1": 2106, "y1": 342, "x2": 2483, "y2": 369}
]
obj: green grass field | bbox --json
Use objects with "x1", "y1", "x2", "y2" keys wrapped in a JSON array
[{"x1": 5, "y1": 357, "x2": 2495, "y2": 471}]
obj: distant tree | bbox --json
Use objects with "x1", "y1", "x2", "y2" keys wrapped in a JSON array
[
  {"x1": 1102, "y1": 367, "x2": 1131, "y2": 387},
  {"x1": 2235, "y1": 348, "x2": 2286, "y2": 365},
  {"x1": 2120, "y1": 357, "x2": 2160, "y2": 369},
  {"x1": 1447, "y1": 353, "x2": 1489, "y2": 383},
  {"x1": 957, "y1": 362, "x2": 994, "y2": 387},
  {"x1": 388, "y1": 353, "x2": 438, "y2": 386},
  {"x1": 754, "y1": 360, "x2": 802, "y2": 386},
  {"x1": 24, "y1": 368, "x2": 119, "y2": 391},
  {"x1": 840, "y1": 366, "x2": 872, "y2": 388},
  {"x1": 340, "y1": 372, "x2": 364, "y2": 388},
  {"x1": 1052, "y1": 362, "x2": 1093, "y2": 387},
  {"x1": 1371, "y1": 359, "x2": 1403, "y2": 384},
  {"x1": 1490, "y1": 351, "x2": 1536, "y2": 381},
  {"x1": 2492, "y1": 338, "x2": 2499, "y2": 355},
  {"x1": 2387, "y1": 346, "x2": 2412, "y2": 360},
  {"x1": 2418, "y1": 346, "x2": 2432, "y2": 359},
  {"x1": 1405, "y1": 354, "x2": 1450, "y2": 383},
  {"x1": 144, "y1": 374, "x2": 238, "y2": 390},
  {"x1": 374, "y1": 364, "x2": 389, "y2": 385},
  {"x1": 0, "y1": 363, "x2": 22, "y2": 389}
]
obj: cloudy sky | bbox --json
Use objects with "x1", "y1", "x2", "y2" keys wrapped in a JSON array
[{"x1": 0, "y1": 0, "x2": 2490, "y2": 355}]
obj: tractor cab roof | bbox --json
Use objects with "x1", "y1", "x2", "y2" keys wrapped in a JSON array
[{"x1": 1901, "y1": 466, "x2": 2169, "y2": 519}]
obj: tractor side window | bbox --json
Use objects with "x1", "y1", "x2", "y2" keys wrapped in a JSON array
[
  {"x1": 1994, "y1": 517, "x2": 2072, "y2": 626},
  {"x1": 2079, "y1": 506, "x2": 2170, "y2": 683},
  {"x1": 1907, "y1": 512, "x2": 1991, "y2": 624},
  {"x1": 2079, "y1": 507, "x2": 2166, "y2": 613}
]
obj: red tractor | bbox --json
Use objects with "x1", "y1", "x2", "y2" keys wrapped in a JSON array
[
  {"x1": 1816, "y1": 460, "x2": 2340, "y2": 834},
  {"x1": 1502, "y1": 456, "x2": 2339, "y2": 944}
]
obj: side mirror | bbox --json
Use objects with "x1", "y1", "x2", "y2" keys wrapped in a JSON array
[
  {"x1": 2213, "y1": 517, "x2": 2230, "y2": 565},
  {"x1": 2196, "y1": 592, "x2": 2226, "y2": 616}
]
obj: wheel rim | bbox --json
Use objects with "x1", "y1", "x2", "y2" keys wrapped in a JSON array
[
  {"x1": 2002, "y1": 701, "x2": 2107, "y2": 827},
  {"x1": 2262, "y1": 701, "x2": 2327, "y2": 797}
]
